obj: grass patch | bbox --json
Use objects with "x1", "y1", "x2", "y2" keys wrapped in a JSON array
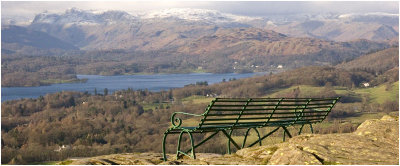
[
  {"x1": 181, "y1": 95, "x2": 214, "y2": 104},
  {"x1": 264, "y1": 85, "x2": 348, "y2": 98}
]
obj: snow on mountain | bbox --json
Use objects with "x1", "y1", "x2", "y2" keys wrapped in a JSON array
[
  {"x1": 141, "y1": 8, "x2": 262, "y2": 23},
  {"x1": 338, "y1": 12, "x2": 399, "y2": 19},
  {"x1": 32, "y1": 8, "x2": 137, "y2": 25}
]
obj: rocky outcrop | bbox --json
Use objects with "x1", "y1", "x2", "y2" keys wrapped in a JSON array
[
  {"x1": 237, "y1": 115, "x2": 399, "y2": 165},
  {"x1": 66, "y1": 115, "x2": 398, "y2": 165}
]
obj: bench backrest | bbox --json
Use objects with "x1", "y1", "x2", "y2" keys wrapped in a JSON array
[{"x1": 197, "y1": 97, "x2": 339, "y2": 130}]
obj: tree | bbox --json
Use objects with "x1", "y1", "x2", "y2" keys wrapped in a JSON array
[{"x1": 94, "y1": 88, "x2": 97, "y2": 95}]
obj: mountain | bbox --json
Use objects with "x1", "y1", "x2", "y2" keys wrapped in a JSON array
[
  {"x1": 26, "y1": 8, "x2": 397, "y2": 52},
  {"x1": 178, "y1": 28, "x2": 389, "y2": 61},
  {"x1": 29, "y1": 8, "x2": 222, "y2": 50},
  {"x1": 264, "y1": 12, "x2": 398, "y2": 42},
  {"x1": 1, "y1": 25, "x2": 78, "y2": 50}
]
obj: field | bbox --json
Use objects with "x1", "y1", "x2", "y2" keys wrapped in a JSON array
[{"x1": 354, "y1": 81, "x2": 399, "y2": 104}]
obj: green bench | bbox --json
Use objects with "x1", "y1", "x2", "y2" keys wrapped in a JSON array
[{"x1": 162, "y1": 97, "x2": 340, "y2": 161}]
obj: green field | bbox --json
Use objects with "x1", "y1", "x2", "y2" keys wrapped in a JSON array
[
  {"x1": 181, "y1": 95, "x2": 214, "y2": 104},
  {"x1": 354, "y1": 81, "x2": 399, "y2": 104}
]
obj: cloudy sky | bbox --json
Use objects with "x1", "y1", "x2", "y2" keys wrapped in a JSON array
[{"x1": 2, "y1": 1, "x2": 399, "y2": 21}]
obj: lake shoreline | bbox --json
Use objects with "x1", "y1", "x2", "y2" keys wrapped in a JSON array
[
  {"x1": 2, "y1": 72, "x2": 264, "y2": 102},
  {"x1": 2, "y1": 71, "x2": 258, "y2": 88}
]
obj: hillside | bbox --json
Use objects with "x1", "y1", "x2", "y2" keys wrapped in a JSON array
[
  {"x1": 178, "y1": 28, "x2": 343, "y2": 58},
  {"x1": 179, "y1": 28, "x2": 389, "y2": 62},
  {"x1": 336, "y1": 47, "x2": 399, "y2": 74},
  {"x1": 59, "y1": 115, "x2": 398, "y2": 165}
]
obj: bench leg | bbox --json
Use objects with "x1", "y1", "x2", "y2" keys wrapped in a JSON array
[
  {"x1": 298, "y1": 124, "x2": 305, "y2": 135},
  {"x1": 176, "y1": 131, "x2": 184, "y2": 159},
  {"x1": 222, "y1": 130, "x2": 241, "y2": 154},
  {"x1": 189, "y1": 132, "x2": 196, "y2": 159},
  {"x1": 162, "y1": 133, "x2": 168, "y2": 161},
  {"x1": 248, "y1": 127, "x2": 280, "y2": 147},
  {"x1": 283, "y1": 130, "x2": 285, "y2": 142},
  {"x1": 282, "y1": 126, "x2": 292, "y2": 142},
  {"x1": 243, "y1": 128, "x2": 261, "y2": 148},
  {"x1": 176, "y1": 131, "x2": 196, "y2": 159},
  {"x1": 185, "y1": 131, "x2": 219, "y2": 155},
  {"x1": 227, "y1": 130, "x2": 233, "y2": 154},
  {"x1": 298, "y1": 124, "x2": 314, "y2": 135}
]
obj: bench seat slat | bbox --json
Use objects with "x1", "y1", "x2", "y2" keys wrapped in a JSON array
[
  {"x1": 215, "y1": 98, "x2": 337, "y2": 102},
  {"x1": 211, "y1": 103, "x2": 333, "y2": 107},
  {"x1": 201, "y1": 119, "x2": 313, "y2": 126},
  {"x1": 202, "y1": 120, "x2": 297, "y2": 126},
  {"x1": 201, "y1": 122, "x2": 266, "y2": 126},
  {"x1": 305, "y1": 106, "x2": 332, "y2": 109},
  {"x1": 205, "y1": 110, "x2": 330, "y2": 116},
  {"x1": 209, "y1": 107, "x2": 331, "y2": 111},
  {"x1": 203, "y1": 115, "x2": 327, "y2": 122}
]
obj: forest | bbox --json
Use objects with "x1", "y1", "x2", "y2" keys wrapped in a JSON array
[{"x1": 2, "y1": 47, "x2": 398, "y2": 164}]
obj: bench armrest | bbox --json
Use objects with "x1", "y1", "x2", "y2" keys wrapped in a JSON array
[{"x1": 171, "y1": 112, "x2": 203, "y2": 128}]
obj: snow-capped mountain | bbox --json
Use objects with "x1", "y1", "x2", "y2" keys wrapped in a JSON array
[
  {"x1": 338, "y1": 12, "x2": 399, "y2": 19},
  {"x1": 4, "y1": 8, "x2": 397, "y2": 51},
  {"x1": 141, "y1": 8, "x2": 262, "y2": 23},
  {"x1": 30, "y1": 8, "x2": 264, "y2": 27},
  {"x1": 32, "y1": 8, "x2": 137, "y2": 25}
]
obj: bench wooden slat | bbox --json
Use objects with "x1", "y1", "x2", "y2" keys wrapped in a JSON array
[
  {"x1": 209, "y1": 107, "x2": 331, "y2": 111},
  {"x1": 211, "y1": 103, "x2": 333, "y2": 107},
  {"x1": 205, "y1": 110, "x2": 330, "y2": 116},
  {"x1": 203, "y1": 114, "x2": 328, "y2": 122},
  {"x1": 215, "y1": 98, "x2": 338, "y2": 102},
  {"x1": 201, "y1": 122, "x2": 267, "y2": 126}
]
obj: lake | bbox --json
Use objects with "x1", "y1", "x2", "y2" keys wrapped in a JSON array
[{"x1": 1, "y1": 73, "x2": 264, "y2": 102}]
